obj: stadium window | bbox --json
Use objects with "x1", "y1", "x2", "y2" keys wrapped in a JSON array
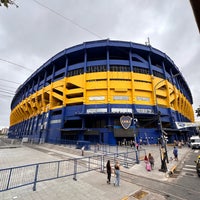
[
  {"x1": 133, "y1": 66, "x2": 149, "y2": 74},
  {"x1": 67, "y1": 68, "x2": 83, "y2": 77},
  {"x1": 54, "y1": 72, "x2": 65, "y2": 81},
  {"x1": 67, "y1": 71, "x2": 72, "y2": 77},
  {"x1": 79, "y1": 68, "x2": 84, "y2": 74},
  {"x1": 152, "y1": 70, "x2": 165, "y2": 79},
  {"x1": 156, "y1": 64, "x2": 162, "y2": 69},
  {"x1": 86, "y1": 65, "x2": 107, "y2": 73},
  {"x1": 87, "y1": 66, "x2": 89, "y2": 72},
  {"x1": 52, "y1": 110, "x2": 62, "y2": 116},
  {"x1": 93, "y1": 66, "x2": 97, "y2": 72}
]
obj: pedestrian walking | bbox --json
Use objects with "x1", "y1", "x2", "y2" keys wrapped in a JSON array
[
  {"x1": 146, "y1": 161, "x2": 151, "y2": 171},
  {"x1": 114, "y1": 161, "x2": 120, "y2": 186},
  {"x1": 148, "y1": 153, "x2": 155, "y2": 170},
  {"x1": 144, "y1": 155, "x2": 148, "y2": 163},
  {"x1": 106, "y1": 160, "x2": 112, "y2": 184},
  {"x1": 173, "y1": 146, "x2": 178, "y2": 161}
]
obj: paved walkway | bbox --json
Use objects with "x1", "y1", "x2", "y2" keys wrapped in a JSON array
[
  {"x1": 0, "y1": 140, "x2": 191, "y2": 200},
  {"x1": 124, "y1": 145, "x2": 190, "y2": 182}
]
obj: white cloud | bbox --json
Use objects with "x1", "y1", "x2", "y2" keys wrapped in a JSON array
[{"x1": 0, "y1": 0, "x2": 199, "y2": 128}]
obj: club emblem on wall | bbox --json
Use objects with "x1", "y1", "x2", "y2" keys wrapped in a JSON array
[{"x1": 120, "y1": 115, "x2": 132, "y2": 130}]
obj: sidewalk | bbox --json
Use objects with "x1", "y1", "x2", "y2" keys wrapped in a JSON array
[
  {"x1": 0, "y1": 142, "x2": 191, "y2": 200},
  {"x1": 124, "y1": 144, "x2": 191, "y2": 182}
]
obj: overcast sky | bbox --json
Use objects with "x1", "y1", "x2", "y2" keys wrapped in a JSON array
[{"x1": 0, "y1": 0, "x2": 199, "y2": 129}]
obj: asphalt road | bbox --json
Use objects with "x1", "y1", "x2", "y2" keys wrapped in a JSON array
[{"x1": 174, "y1": 149, "x2": 200, "y2": 194}]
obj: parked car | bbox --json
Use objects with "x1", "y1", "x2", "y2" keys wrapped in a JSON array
[{"x1": 190, "y1": 135, "x2": 200, "y2": 149}]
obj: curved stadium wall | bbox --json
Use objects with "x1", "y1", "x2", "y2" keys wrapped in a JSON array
[{"x1": 9, "y1": 40, "x2": 195, "y2": 145}]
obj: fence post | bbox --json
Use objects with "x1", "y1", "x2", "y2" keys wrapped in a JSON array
[
  {"x1": 101, "y1": 155, "x2": 104, "y2": 173},
  {"x1": 114, "y1": 153, "x2": 117, "y2": 163},
  {"x1": 136, "y1": 150, "x2": 140, "y2": 164},
  {"x1": 116, "y1": 145, "x2": 119, "y2": 156},
  {"x1": 94, "y1": 145, "x2": 97, "y2": 153},
  {"x1": 123, "y1": 153, "x2": 128, "y2": 168},
  {"x1": 57, "y1": 161, "x2": 60, "y2": 178},
  {"x1": 73, "y1": 159, "x2": 77, "y2": 181},
  {"x1": 6, "y1": 168, "x2": 12, "y2": 190},
  {"x1": 33, "y1": 164, "x2": 39, "y2": 191},
  {"x1": 88, "y1": 157, "x2": 90, "y2": 171}
]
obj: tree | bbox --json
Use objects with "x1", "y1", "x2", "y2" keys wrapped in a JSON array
[
  {"x1": 0, "y1": 0, "x2": 18, "y2": 8},
  {"x1": 195, "y1": 106, "x2": 200, "y2": 117}
]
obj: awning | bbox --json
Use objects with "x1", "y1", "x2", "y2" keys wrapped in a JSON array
[{"x1": 175, "y1": 122, "x2": 200, "y2": 129}]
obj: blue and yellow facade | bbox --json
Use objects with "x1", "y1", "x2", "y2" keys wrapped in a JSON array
[{"x1": 9, "y1": 40, "x2": 195, "y2": 145}]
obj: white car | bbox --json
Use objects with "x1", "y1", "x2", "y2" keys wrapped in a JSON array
[{"x1": 190, "y1": 136, "x2": 200, "y2": 149}]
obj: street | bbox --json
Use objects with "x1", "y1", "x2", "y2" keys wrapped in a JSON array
[
  {"x1": 175, "y1": 148, "x2": 200, "y2": 191},
  {"x1": 121, "y1": 148, "x2": 200, "y2": 200}
]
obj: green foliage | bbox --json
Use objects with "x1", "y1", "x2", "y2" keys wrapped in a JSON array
[{"x1": 0, "y1": 0, "x2": 18, "y2": 8}]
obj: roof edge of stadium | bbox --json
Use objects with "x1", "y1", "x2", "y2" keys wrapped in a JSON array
[
  {"x1": 13, "y1": 39, "x2": 193, "y2": 104},
  {"x1": 25, "y1": 39, "x2": 176, "y2": 83}
]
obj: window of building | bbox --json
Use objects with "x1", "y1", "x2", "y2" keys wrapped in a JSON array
[
  {"x1": 64, "y1": 120, "x2": 82, "y2": 128},
  {"x1": 110, "y1": 65, "x2": 130, "y2": 72},
  {"x1": 67, "y1": 68, "x2": 84, "y2": 77},
  {"x1": 86, "y1": 65, "x2": 107, "y2": 73},
  {"x1": 52, "y1": 110, "x2": 62, "y2": 116},
  {"x1": 85, "y1": 118, "x2": 106, "y2": 128},
  {"x1": 133, "y1": 66, "x2": 149, "y2": 74},
  {"x1": 152, "y1": 70, "x2": 165, "y2": 79}
]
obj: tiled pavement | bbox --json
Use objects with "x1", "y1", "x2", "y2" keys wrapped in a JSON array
[{"x1": 0, "y1": 140, "x2": 190, "y2": 200}]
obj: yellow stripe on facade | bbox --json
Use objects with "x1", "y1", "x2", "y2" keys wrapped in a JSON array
[{"x1": 10, "y1": 72, "x2": 194, "y2": 126}]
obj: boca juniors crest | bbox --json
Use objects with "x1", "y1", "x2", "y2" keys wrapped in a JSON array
[{"x1": 120, "y1": 115, "x2": 132, "y2": 130}]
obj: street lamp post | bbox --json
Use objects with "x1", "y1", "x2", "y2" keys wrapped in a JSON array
[
  {"x1": 153, "y1": 73, "x2": 180, "y2": 172},
  {"x1": 132, "y1": 110, "x2": 139, "y2": 164}
]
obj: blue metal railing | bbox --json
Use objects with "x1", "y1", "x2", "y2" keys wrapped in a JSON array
[{"x1": 0, "y1": 149, "x2": 143, "y2": 192}]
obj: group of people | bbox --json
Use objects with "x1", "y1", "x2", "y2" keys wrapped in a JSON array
[
  {"x1": 105, "y1": 146, "x2": 179, "y2": 186},
  {"x1": 145, "y1": 146, "x2": 179, "y2": 172},
  {"x1": 106, "y1": 160, "x2": 120, "y2": 186},
  {"x1": 144, "y1": 153, "x2": 155, "y2": 171}
]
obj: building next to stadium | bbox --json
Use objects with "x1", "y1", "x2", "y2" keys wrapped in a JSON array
[{"x1": 9, "y1": 39, "x2": 195, "y2": 145}]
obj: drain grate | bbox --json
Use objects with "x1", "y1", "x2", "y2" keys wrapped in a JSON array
[
  {"x1": 132, "y1": 190, "x2": 148, "y2": 199},
  {"x1": 170, "y1": 170, "x2": 181, "y2": 178}
]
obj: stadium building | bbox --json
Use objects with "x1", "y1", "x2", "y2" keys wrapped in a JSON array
[{"x1": 9, "y1": 40, "x2": 195, "y2": 145}]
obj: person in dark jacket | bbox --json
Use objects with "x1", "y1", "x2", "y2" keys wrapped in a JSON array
[
  {"x1": 173, "y1": 146, "x2": 178, "y2": 161},
  {"x1": 148, "y1": 153, "x2": 155, "y2": 169},
  {"x1": 106, "y1": 160, "x2": 112, "y2": 184}
]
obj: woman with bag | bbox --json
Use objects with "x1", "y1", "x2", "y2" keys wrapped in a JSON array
[{"x1": 114, "y1": 161, "x2": 120, "y2": 186}]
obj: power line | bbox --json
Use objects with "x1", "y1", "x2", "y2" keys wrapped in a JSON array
[
  {"x1": 0, "y1": 58, "x2": 33, "y2": 72},
  {"x1": 0, "y1": 78, "x2": 21, "y2": 85},
  {"x1": 0, "y1": 84, "x2": 17, "y2": 90},
  {"x1": 0, "y1": 94, "x2": 13, "y2": 98},
  {"x1": 32, "y1": 0, "x2": 103, "y2": 39},
  {"x1": 0, "y1": 90, "x2": 14, "y2": 95},
  {"x1": 0, "y1": 87, "x2": 15, "y2": 94}
]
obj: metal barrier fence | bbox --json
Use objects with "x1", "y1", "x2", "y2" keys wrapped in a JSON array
[{"x1": 0, "y1": 149, "x2": 143, "y2": 192}]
